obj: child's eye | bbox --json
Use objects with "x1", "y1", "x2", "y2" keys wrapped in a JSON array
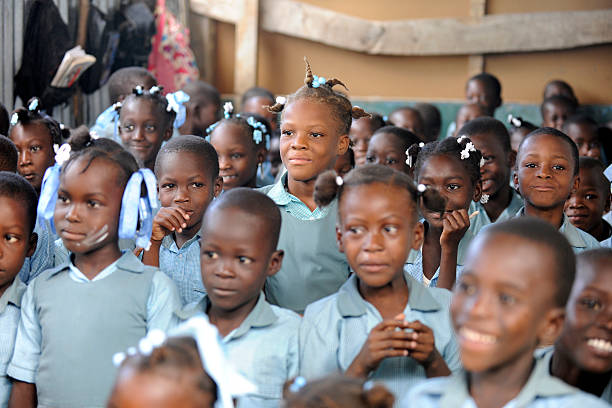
[
  {"x1": 385, "y1": 158, "x2": 398, "y2": 165},
  {"x1": 311, "y1": 132, "x2": 323, "y2": 138},
  {"x1": 579, "y1": 297, "x2": 602, "y2": 311},
  {"x1": 230, "y1": 153, "x2": 243, "y2": 159},
  {"x1": 5, "y1": 234, "x2": 19, "y2": 244},
  {"x1": 122, "y1": 124, "x2": 135, "y2": 132},
  {"x1": 30, "y1": 145, "x2": 42, "y2": 153},
  {"x1": 87, "y1": 200, "x2": 100, "y2": 208},
  {"x1": 191, "y1": 182, "x2": 204, "y2": 188},
  {"x1": 57, "y1": 194, "x2": 69, "y2": 203},
  {"x1": 525, "y1": 162, "x2": 537, "y2": 168},
  {"x1": 365, "y1": 156, "x2": 376, "y2": 163},
  {"x1": 447, "y1": 184, "x2": 461, "y2": 191},
  {"x1": 237, "y1": 256, "x2": 253, "y2": 264},
  {"x1": 161, "y1": 183, "x2": 175, "y2": 189},
  {"x1": 483, "y1": 156, "x2": 493, "y2": 162},
  {"x1": 457, "y1": 280, "x2": 476, "y2": 296},
  {"x1": 499, "y1": 292, "x2": 516, "y2": 306},
  {"x1": 383, "y1": 225, "x2": 398, "y2": 234},
  {"x1": 145, "y1": 124, "x2": 157, "y2": 132},
  {"x1": 552, "y1": 164, "x2": 565, "y2": 171},
  {"x1": 281, "y1": 129, "x2": 293, "y2": 137},
  {"x1": 203, "y1": 251, "x2": 218, "y2": 260},
  {"x1": 347, "y1": 226, "x2": 364, "y2": 234},
  {"x1": 585, "y1": 193, "x2": 598, "y2": 200}
]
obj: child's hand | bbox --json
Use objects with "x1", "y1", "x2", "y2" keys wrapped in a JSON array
[
  {"x1": 150, "y1": 207, "x2": 191, "y2": 243},
  {"x1": 346, "y1": 314, "x2": 413, "y2": 378},
  {"x1": 404, "y1": 320, "x2": 451, "y2": 378},
  {"x1": 440, "y1": 209, "x2": 470, "y2": 250}
]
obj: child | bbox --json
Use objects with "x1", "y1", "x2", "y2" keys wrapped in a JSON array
[
  {"x1": 284, "y1": 375, "x2": 395, "y2": 408},
  {"x1": 241, "y1": 86, "x2": 278, "y2": 130},
  {"x1": 108, "y1": 336, "x2": 218, "y2": 408},
  {"x1": 260, "y1": 59, "x2": 369, "y2": 313},
  {"x1": 541, "y1": 95, "x2": 577, "y2": 131},
  {"x1": 206, "y1": 103, "x2": 271, "y2": 190},
  {"x1": 508, "y1": 114, "x2": 537, "y2": 154},
  {"x1": 334, "y1": 147, "x2": 355, "y2": 178},
  {"x1": 388, "y1": 107, "x2": 426, "y2": 141},
  {"x1": 414, "y1": 103, "x2": 441, "y2": 142},
  {"x1": 405, "y1": 137, "x2": 484, "y2": 289},
  {"x1": 0, "y1": 173, "x2": 38, "y2": 406},
  {"x1": 180, "y1": 80, "x2": 221, "y2": 137},
  {"x1": 0, "y1": 135, "x2": 18, "y2": 172},
  {"x1": 350, "y1": 114, "x2": 386, "y2": 166},
  {"x1": 545, "y1": 248, "x2": 612, "y2": 403},
  {"x1": 514, "y1": 127, "x2": 600, "y2": 251},
  {"x1": 457, "y1": 117, "x2": 522, "y2": 223},
  {"x1": 452, "y1": 102, "x2": 488, "y2": 138},
  {"x1": 543, "y1": 79, "x2": 578, "y2": 106},
  {"x1": 8, "y1": 133, "x2": 180, "y2": 407},
  {"x1": 117, "y1": 86, "x2": 176, "y2": 171},
  {"x1": 300, "y1": 165, "x2": 460, "y2": 401},
  {"x1": 142, "y1": 135, "x2": 222, "y2": 305},
  {"x1": 365, "y1": 126, "x2": 420, "y2": 174},
  {"x1": 563, "y1": 114, "x2": 603, "y2": 161},
  {"x1": 404, "y1": 217, "x2": 609, "y2": 407},
  {"x1": 176, "y1": 188, "x2": 300, "y2": 406},
  {"x1": 90, "y1": 67, "x2": 157, "y2": 142},
  {"x1": 564, "y1": 157, "x2": 611, "y2": 243}
]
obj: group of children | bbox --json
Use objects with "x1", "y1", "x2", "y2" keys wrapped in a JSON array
[{"x1": 0, "y1": 58, "x2": 609, "y2": 408}]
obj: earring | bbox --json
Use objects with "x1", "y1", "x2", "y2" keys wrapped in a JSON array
[{"x1": 480, "y1": 194, "x2": 490, "y2": 204}]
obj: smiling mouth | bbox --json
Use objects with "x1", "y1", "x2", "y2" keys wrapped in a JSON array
[
  {"x1": 60, "y1": 229, "x2": 87, "y2": 241},
  {"x1": 587, "y1": 338, "x2": 612, "y2": 354},
  {"x1": 459, "y1": 327, "x2": 497, "y2": 345},
  {"x1": 287, "y1": 157, "x2": 311, "y2": 164}
]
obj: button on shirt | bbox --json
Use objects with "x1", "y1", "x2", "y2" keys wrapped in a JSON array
[
  {"x1": 176, "y1": 293, "x2": 300, "y2": 408},
  {"x1": 299, "y1": 272, "x2": 461, "y2": 402},
  {"x1": 264, "y1": 173, "x2": 330, "y2": 220},
  {"x1": 0, "y1": 278, "x2": 27, "y2": 406},
  {"x1": 159, "y1": 234, "x2": 205, "y2": 305},
  {"x1": 402, "y1": 352, "x2": 611, "y2": 408},
  {"x1": 7, "y1": 252, "x2": 180, "y2": 384}
]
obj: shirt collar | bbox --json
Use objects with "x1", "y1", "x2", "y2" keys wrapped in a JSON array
[
  {"x1": 161, "y1": 233, "x2": 201, "y2": 252},
  {"x1": 267, "y1": 172, "x2": 292, "y2": 206},
  {"x1": 515, "y1": 207, "x2": 587, "y2": 248},
  {"x1": 48, "y1": 250, "x2": 145, "y2": 279},
  {"x1": 337, "y1": 272, "x2": 442, "y2": 317},
  {"x1": 0, "y1": 277, "x2": 26, "y2": 312}
]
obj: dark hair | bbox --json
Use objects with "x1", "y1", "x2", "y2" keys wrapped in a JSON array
[
  {"x1": 155, "y1": 135, "x2": 220, "y2": 180},
  {"x1": 457, "y1": 117, "x2": 511, "y2": 153},
  {"x1": 543, "y1": 80, "x2": 577, "y2": 105},
  {"x1": 284, "y1": 375, "x2": 394, "y2": 408},
  {"x1": 267, "y1": 58, "x2": 370, "y2": 135},
  {"x1": 107, "y1": 67, "x2": 157, "y2": 104},
  {"x1": 314, "y1": 164, "x2": 446, "y2": 217},
  {"x1": 205, "y1": 188, "x2": 282, "y2": 250},
  {"x1": 208, "y1": 112, "x2": 272, "y2": 150},
  {"x1": 368, "y1": 113, "x2": 387, "y2": 132},
  {"x1": 346, "y1": 147, "x2": 355, "y2": 168},
  {"x1": 518, "y1": 127, "x2": 579, "y2": 176},
  {"x1": 61, "y1": 132, "x2": 139, "y2": 188},
  {"x1": 118, "y1": 336, "x2": 217, "y2": 404},
  {"x1": 0, "y1": 171, "x2": 38, "y2": 234},
  {"x1": 9, "y1": 97, "x2": 67, "y2": 145},
  {"x1": 388, "y1": 107, "x2": 424, "y2": 132},
  {"x1": 0, "y1": 135, "x2": 18, "y2": 172},
  {"x1": 371, "y1": 126, "x2": 421, "y2": 154},
  {"x1": 578, "y1": 157, "x2": 609, "y2": 193},
  {"x1": 468, "y1": 73, "x2": 502, "y2": 100},
  {"x1": 119, "y1": 86, "x2": 176, "y2": 135},
  {"x1": 408, "y1": 136, "x2": 483, "y2": 186},
  {"x1": 541, "y1": 95, "x2": 578, "y2": 116},
  {"x1": 576, "y1": 248, "x2": 612, "y2": 275},
  {"x1": 241, "y1": 87, "x2": 274, "y2": 105},
  {"x1": 562, "y1": 113, "x2": 598, "y2": 133},
  {"x1": 414, "y1": 103, "x2": 442, "y2": 141},
  {"x1": 508, "y1": 115, "x2": 537, "y2": 132},
  {"x1": 183, "y1": 80, "x2": 221, "y2": 110},
  {"x1": 0, "y1": 103, "x2": 9, "y2": 136},
  {"x1": 482, "y1": 217, "x2": 576, "y2": 307}
]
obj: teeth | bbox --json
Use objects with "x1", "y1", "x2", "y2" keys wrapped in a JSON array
[
  {"x1": 587, "y1": 338, "x2": 612, "y2": 353},
  {"x1": 460, "y1": 327, "x2": 497, "y2": 345}
]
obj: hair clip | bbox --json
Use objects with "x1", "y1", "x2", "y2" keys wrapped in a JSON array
[
  {"x1": 312, "y1": 75, "x2": 326, "y2": 88},
  {"x1": 363, "y1": 380, "x2": 375, "y2": 392},
  {"x1": 112, "y1": 329, "x2": 167, "y2": 368},
  {"x1": 133, "y1": 85, "x2": 144, "y2": 95},
  {"x1": 382, "y1": 115, "x2": 388, "y2": 122},
  {"x1": 417, "y1": 184, "x2": 427, "y2": 193},
  {"x1": 53, "y1": 143, "x2": 71, "y2": 165},
  {"x1": 419, "y1": 142, "x2": 425, "y2": 148},
  {"x1": 276, "y1": 96, "x2": 286, "y2": 105},
  {"x1": 166, "y1": 91, "x2": 190, "y2": 128},
  {"x1": 10, "y1": 113, "x2": 19, "y2": 127},
  {"x1": 406, "y1": 149, "x2": 413, "y2": 167},
  {"x1": 480, "y1": 157, "x2": 486, "y2": 167},
  {"x1": 289, "y1": 376, "x2": 307, "y2": 393},
  {"x1": 460, "y1": 142, "x2": 476, "y2": 160},
  {"x1": 335, "y1": 175, "x2": 344, "y2": 186},
  {"x1": 245, "y1": 116, "x2": 268, "y2": 145},
  {"x1": 507, "y1": 114, "x2": 522, "y2": 127},
  {"x1": 205, "y1": 122, "x2": 219, "y2": 138},
  {"x1": 28, "y1": 98, "x2": 40, "y2": 111},
  {"x1": 119, "y1": 169, "x2": 159, "y2": 250},
  {"x1": 149, "y1": 85, "x2": 162, "y2": 95},
  {"x1": 223, "y1": 102, "x2": 234, "y2": 119},
  {"x1": 457, "y1": 135, "x2": 468, "y2": 144},
  {"x1": 480, "y1": 193, "x2": 490, "y2": 204}
]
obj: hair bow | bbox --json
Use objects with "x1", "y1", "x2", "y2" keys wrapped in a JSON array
[
  {"x1": 312, "y1": 75, "x2": 326, "y2": 88},
  {"x1": 166, "y1": 91, "x2": 190, "y2": 129},
  {"x1": 118, "y1": 168, "x2": 159, "y2": 250}
]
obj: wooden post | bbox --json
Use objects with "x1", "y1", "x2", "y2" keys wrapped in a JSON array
[
  {"x1": 234, "y1": 0, "x2": 259, "y2": 95},
  {"x1": 468, "y1": 0, "x2": 486, "y2": 75},
  {"x1": 189, "y1": 12, "x2": 217, "y2": 84}
]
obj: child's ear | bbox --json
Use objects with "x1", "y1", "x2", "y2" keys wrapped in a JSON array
[
  {"x1": 336, "y1": 225, "x2": 344, "y2": 253},
  {"x1": 570, "y1": 175, "x2": 580, "y2": 196},
  {"x1": 163, "y1": 127, "x2": 173, "y2": 142},
  {"x1": 472, "y1": 180, "x2": 482, "y2": 203},
  {"x1": 336, "y1": 134, "x2": 350, "y2": 157},
  {"x1": 513, "y1": 172, "x2": 520, "y2": 190},
  {"x1": 411, "y1": 221, "x2": 424, "y2": 251},
  {"x1": 213, "y1": 176, "x2": 223, "y2": 197},
  {"x1": 256, "y1": 147, "x2": 266, "y2": 167},
  {"x1": 26, "y1": 232, "x2": 38, "y2": 258},
  {"x1": 266, "y1": 250, "x2": 284, "y2": 277},
  {"x1": 537, "y1": 307, "x2": 565, "y2": 347}
]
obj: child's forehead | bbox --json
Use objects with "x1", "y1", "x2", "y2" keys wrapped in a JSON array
[
  {"x1": 520, "y1": 133, "x2": 572, "y2": 156},
  {"x1": 10, "y1": 121, "x2": 51, "y2": 141},
  {"x1": 121, "y1": 97, "x2": 160, "y2": 116},
  {"x1": 0, "y1": 194, "x2": 28, "y2": 219},
  {"x1": 158, "y1": 150, "x2": 216, "y2": 177}
]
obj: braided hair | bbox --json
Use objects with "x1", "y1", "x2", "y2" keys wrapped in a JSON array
[
  {"x1": 9, "y1": 97, "x2": 68, "y2": 145},
  {"x1": 118, "y1": 86, "x2": 176, "y2": 136}
]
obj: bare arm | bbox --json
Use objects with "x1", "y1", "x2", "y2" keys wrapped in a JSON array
[{"x1": 8, "y1": 380, "x2": 36, "y2": 408}]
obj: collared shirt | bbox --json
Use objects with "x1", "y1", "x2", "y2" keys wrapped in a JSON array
[
  {"x1": 0, "y1": 278, "x2": 26, "y2": 406},
  {"x1": 159, "y1": 234, "x2": 205, "y2": 306},
  {"x1": 18, "y1": 217, "x2": 55, "y2": 284},
  {"x1": 471, "y1": 189, "x2": 524, "y2": 226},
  {"x1": 7, "y1": 251, "x2": 180, "y2": 384},
  {"x1": 402, "y1": 352, "x2": 610, "y2": 408},
  {"x1": 299, "y1": 272, "x2": 460, "y2": 403},
  {"x1": 176, "y1": 293, "x2": 300, "y2": 408},
  {"x1": 263, "y1": 173, "x2": 330, "y2": 220},
  {"x1": 515, "y1": 208, "x2": 601, "y2": 253}
]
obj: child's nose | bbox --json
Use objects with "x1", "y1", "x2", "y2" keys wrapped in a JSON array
[
  {"x1": 18, "y1": 150, "x2": 31, "y2": 166},
  {"x1": 65, "y1": 204, "x2": 81, "y2": 222},
  {"x1": 290, "y1": 132, "x2": 308, "y2": 149},
  {"x1": 174, "y1": 186, "x2": 189, "y2": 202},
  {"x1": 364, "y1": 232, "x2": 384, "y2": 251}
]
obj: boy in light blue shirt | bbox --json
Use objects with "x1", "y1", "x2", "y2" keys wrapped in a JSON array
[
  {"x1": 403, "y1": 218, "x2": 607, "y2": 408},
  {"x1": 175, "y1": 188, "x2": 300, "y2": 407}
]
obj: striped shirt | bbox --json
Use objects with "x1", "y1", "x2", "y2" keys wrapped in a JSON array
[
  {"x1": 159, "y1": 234, "x2": 205, "y2": 306},
  {"x1": 264, "y1": 173, "x2": 330, "y2": 220}
]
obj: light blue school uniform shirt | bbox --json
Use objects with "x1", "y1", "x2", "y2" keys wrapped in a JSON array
[
  {"x1": 0, "y1": 278, "x2": 27, "y2": 407},
  {"x1": 299, "y1": 272, "x2": 461, "y2": 402},
  {"x1": 18, "y1": 217, "x2": 55, "y2": 284},
  {"x1": 515, "y1": 208, "x2": 601, "y2": 253},
  {"x1": 176, "y1": 293, "x2": 300, "y2": 408},
  {"x1": 471, "y1": 189, "x2": 524, "y2": 227},
  {"x1": 159, "y1": 233, "x2": 205, "y2": 306},
  {"x1": 263, "y1": 172, "x2": 330, "y2": 220},
  {"x1": 402, "y1": 352, "x2": 610, "y2": 408},
  {"x1": 7, "y1": 252, "x2": 180, "y2": 386}
]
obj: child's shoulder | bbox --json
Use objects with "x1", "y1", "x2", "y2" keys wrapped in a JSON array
[
  {"x1": 267, "y1": 303, "x2": 301, "y2": 329},
  {"x1": 401, "y1": 375, "x2": 455, "y2": 405},
  {"x1": 302, "y1": 291, "x2": 342, "y2": 323}
]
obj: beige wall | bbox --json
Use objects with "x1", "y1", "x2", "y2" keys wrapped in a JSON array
[{"x1": 205, "y1": 0, "x2": 612, "y2": 104}]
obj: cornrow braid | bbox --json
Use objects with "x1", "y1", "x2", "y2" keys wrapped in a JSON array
[
  {"x1": 118, "y1": 86, "x2": 176, "y2": 133},
  {"x1": 9, "y1": 97, "x2": 65, "y2": 145},
  {"x1": 313, "y1": 164, "x2": 446, "y2": 214}
]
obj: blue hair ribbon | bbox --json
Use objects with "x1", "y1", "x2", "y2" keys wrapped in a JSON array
[
  {"x1": 166, "y1": 91, "x2": 190, "y2": 129},
  {"x1": 118, "y1": 168, "x2": 159, "y2": 249},
  {"x1": 37, "y1": 164, "x2": 62, "y2": 234}
]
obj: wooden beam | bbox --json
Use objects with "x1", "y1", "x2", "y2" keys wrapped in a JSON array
[
  {"x1": 189, "y1": 11, "x2": 216, "y2": 84},
  {"x1": 190, "y1": 0, "x2": 612, "y2": 56},
  {"x1": 234, "y1": 0, "x2": 259, "y2": 94},
  {"x1": 467, "y1": 0, "x2": 486, "y2": 76}
]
